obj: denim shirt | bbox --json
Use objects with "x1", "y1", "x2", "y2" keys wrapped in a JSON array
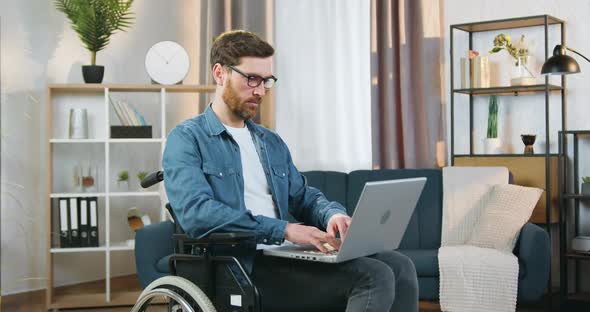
[{"x1": 162, "y1": 105, "x2": 347, "y2": 245}]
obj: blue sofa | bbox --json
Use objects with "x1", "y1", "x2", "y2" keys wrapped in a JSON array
[{"x1": 136, "y1": 168, "x2": 550, "y2": 303}]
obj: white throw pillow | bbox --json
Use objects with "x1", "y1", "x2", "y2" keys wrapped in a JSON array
[{"x1": 467, "y1": 184, "x2": 543, "y2": 253}]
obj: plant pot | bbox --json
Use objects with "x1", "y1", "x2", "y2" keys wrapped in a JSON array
[
  {"x1": 582, "y1": 183, "x2": 590, "y2": 195},
  {"x1": 484, "y1": 138, "x2": 502, "y2": 154},
  {"x1": 82, "y1": 65, "x2": 104, "y2": 83}
]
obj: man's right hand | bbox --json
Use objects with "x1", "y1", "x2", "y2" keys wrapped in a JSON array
[{"x1": 284, "y1": 223, "x2": 341, "y2": 253}]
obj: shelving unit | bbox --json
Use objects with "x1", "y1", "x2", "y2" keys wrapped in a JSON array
[
  {"x1": 45, "y1": 83, "x2": 215, "y2": 309},
  {"x1": 558, "y1": 130, "x2": 590, "y2": 306},
  {"x1": 450, "y1": 15, "x2": 566, "y2": 308},
  {"x1": 450, "y1": 14, "x2": 565, "y2": 223}
]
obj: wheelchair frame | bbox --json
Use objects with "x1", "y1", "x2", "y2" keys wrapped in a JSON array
[{"x1": 132, "y1": 171, "x2": 262, "y2": 312}]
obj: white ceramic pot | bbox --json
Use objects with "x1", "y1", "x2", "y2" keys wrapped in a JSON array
[{"x1": 484, "y1": 138, "x2": 502, "y2": 154}]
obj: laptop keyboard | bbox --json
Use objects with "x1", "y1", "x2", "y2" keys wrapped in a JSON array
[{"x1": 302, "y1": 243, "x2": 338, "y2": 255}]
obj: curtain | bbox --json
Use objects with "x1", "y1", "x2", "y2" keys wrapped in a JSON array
[
  {"x1": 197, "y1": 0, "x2": 274, "y2": 126},
  {"x1": 371, "y1": 0, "x2": 446, "y2": 169},
  {"x1": 274, "y1": 0, "x2": 372, "y2": 172}
]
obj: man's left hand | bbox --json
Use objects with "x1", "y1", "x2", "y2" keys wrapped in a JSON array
[{"x1": 327, "y1": 213, "x2": 352, "y2": 244}]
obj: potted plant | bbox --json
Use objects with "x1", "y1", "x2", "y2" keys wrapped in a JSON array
[
  {"x1": 582, "y1": 177, "x2": 590, "y2": 195},
  {"x1": 54, "y1": 0, "x2": 135, "y2": 83},
  {"x1": 117, "y1": 170, "x2": 129, "y2": 190},
  {"x1": 484, "y1": 95, "x2": 501, "y2": 154},
  {"x1": 490, "y1": 33, "x2": 535, "y2": 86},
  {"x1": 137, "y1": 171, "x2": 148, "y2": 190}
]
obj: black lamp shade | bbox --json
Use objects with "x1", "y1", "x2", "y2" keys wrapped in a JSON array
[{"x1": 541, "y1": 45, "x2": 581, "y2": 75}]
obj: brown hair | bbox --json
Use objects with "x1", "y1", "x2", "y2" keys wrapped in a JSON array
[{"x1": 210, "y1": 30, "x2": 274, "y2": 68}]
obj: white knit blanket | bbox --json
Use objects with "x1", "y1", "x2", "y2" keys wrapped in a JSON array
[{"x1": 439, "y1": 167, "x2": 518, "y2": 312}]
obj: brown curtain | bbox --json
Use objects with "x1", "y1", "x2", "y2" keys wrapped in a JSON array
[
  {"x1": 198, "y1": 0, "x2": 275, "y2": 127},
  {"x1": 371, "y1": 0, "x2": 446, "y2": 169}
]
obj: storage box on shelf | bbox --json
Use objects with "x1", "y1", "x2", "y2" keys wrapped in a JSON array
[{"x1": 46, "y1": 83, "x2": 215, "y2": 309}]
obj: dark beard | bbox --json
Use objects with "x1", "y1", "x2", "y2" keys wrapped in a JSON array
[{"x1": 221, "y1": 79, "x2": 261, "y2": 120}]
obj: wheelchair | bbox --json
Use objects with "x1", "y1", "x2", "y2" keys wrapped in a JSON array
[{"x1": 132, "y1": 171, "x2": 262, "y2": 312}]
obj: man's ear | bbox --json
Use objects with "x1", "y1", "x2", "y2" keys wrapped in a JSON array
[{"x1": 212, "y1": 63, "x2": 225, "y2": 86}]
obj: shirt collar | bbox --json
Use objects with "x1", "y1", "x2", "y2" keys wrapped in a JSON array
[{"x1": 204, "y1": 104, "x2": 265, "y2": 138}]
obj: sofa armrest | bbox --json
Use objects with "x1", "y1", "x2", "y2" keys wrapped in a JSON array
[
  {"x1": 514, "y1": 222, "x2": 550, "y2": 302},
  {"x1": 135, "y1": 221, "x2": 175, "y2": 288}
]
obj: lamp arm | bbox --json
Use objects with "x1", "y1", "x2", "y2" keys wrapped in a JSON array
[{"x1": 566, "y1": 46, "x2": 590, "y2": 64}]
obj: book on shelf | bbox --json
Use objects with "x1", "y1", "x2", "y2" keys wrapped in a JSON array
[{"x1": 108, "y1": 96, "x2": 148, "y2": 126}]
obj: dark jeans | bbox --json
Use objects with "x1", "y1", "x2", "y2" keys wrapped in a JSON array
[{"x1": 250, "y1": 250, "x2": 418, "y2": 312}]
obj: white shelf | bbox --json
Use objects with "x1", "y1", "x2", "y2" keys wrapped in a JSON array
[
  {"x1": 109, "y1": 138, "x2": 163, "y2": 143},
  {"x1": 50, "y1": 192, "x2": 107, "y2": 198},
  {"x1": 50, "y1": 246, "x2": 107, "y2": 253},
  {"x1": 109, "y1": 191, "x2": 160, "y2": 197},
  {"x1": 109, "y1": 241, "x2": 135, "y2": 251},
  {"x1": 50, "y1": 138, "x2": 106, "y2": 143}
]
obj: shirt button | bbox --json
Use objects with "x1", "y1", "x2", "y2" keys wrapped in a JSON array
[
  {"x1": 282, "y1": 173, "x2": 286, "y2": 177},
  {"x1": 263, "y1": 239, "x2": 268, "y2": 243},
  {"x1": 219, "y1": 172, "x2": 223, "y2": 177}
]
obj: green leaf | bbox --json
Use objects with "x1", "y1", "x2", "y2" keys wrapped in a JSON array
[
  {"x1": 54, "y1": 0, "x2": 134, "y2": 56},
  {"x1": 489, "y1": 47, "x2": 502, "y2": 53}
]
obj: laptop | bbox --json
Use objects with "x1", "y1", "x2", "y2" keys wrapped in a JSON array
[{"x1": 263, "y1": 177, "x2": 427, "y2": 263}]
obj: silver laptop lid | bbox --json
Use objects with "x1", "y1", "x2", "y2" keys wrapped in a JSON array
[{"x1": 336, "y1": 177, "x2": 426, "y2": 262}]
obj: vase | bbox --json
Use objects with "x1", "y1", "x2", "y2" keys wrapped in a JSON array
[
  {"x1": 484, "y1": 138, "x2": 502, "y2": 154},
  {"x1": 521, "y1": 134, "x2": 536, "y2": 155},
  {"x1": 69, "y1": 108, "x2": 88, "y2": 139},
  {"x1": 117, "y1": 180, "x2": 129, "y2": 191},
  {"x1": 510, "y1": 56, "x2": 536, "y2": 86}
]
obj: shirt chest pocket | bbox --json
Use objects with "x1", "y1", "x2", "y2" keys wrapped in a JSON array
[{"x1": 202, "y1": 165, "x2": 240, "y2": 202}]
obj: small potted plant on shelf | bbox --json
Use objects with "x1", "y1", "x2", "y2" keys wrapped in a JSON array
[
  {"x1": 54, "y1": 0, "x2": 135, "y2": 83},
  {"x1": 117, "y1": 170, "x2": 129, "y2": 191},
  {"x1": 484, "y1": 95, "x2": 501, "y2": 154},
  {"x1": 582, "y1": 177, "x2": 590, "y2": 195},
  {"x1": 137, "y1": 171, "x2": 148, "y2": 191}
]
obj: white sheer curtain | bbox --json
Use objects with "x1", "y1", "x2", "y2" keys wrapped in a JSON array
[{"x1": 274, "y1": 0, "x2": 371, "y2": 173}]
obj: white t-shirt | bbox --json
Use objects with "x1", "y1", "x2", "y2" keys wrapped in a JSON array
[{"x1": 224, "y1": 124, "x2": 279, "y2": 223}]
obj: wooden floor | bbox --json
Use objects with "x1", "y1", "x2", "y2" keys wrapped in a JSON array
[{"x1": 1, "y1": 280, "x2": 556, "y2": 312}]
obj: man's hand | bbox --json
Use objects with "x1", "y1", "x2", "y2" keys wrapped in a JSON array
[
  {"x1": 327, "y1": 213, "x2": 352, "y2": 241},
  {"x1": 284, "y1": 223, "x2": 341, "y2": 253}
]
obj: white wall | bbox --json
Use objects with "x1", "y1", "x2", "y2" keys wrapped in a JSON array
[
  {"x1": 444, "y1": 0, "x2": 590, "y2": 291},
  {"x1": 1, "y1": 0, "x2": 202, "y2": 295}
]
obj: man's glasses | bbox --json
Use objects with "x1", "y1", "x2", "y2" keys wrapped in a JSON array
[{"x1": 227, "y1": 65, "x2": 277, "y2": 89}]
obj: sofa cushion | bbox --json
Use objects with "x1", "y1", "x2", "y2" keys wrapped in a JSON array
[
  {"x1": 302, "y1": 171, "x2": 348, "y2": 210},
  {"x1": 347, "y1": 169, "x2": 443, "y2": 249},
  {"x1": 397, "y1": 249, "x2": 439, "y2": 277}
]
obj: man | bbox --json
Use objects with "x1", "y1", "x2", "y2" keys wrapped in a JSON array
[{"x1": 163, "y1": 30, "x2": 418, "y2": 311}]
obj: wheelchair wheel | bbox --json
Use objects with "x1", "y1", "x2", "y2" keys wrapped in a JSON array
[{"x1": 132, "y1": 276, "x2": 216, "y2": 312}]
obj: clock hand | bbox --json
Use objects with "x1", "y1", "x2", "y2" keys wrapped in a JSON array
[
  {"x1": 165, "y1": 48, "x2": 183, "y2": 63},
  {"x1": 153, "y1": 49, "x2": 169, "y2": 63}
]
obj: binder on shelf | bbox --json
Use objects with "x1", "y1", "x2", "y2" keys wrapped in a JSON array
[
  {"x1": 69, "y1": 197, "x2": 80, "y2": 247},
  {"x1": 79, "y1": 198, "x2": 89, "y2": 247},
  {"x1": 89, "y1": 197, "x2": 99, "y2": 247},
  {"x1": 59, "y1": 198, "x2": 70, "y2": 248}
]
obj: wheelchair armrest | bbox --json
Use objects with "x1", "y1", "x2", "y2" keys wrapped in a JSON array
[{"x1": 173, "y1": 232, "x2": 256, "y2": 246}]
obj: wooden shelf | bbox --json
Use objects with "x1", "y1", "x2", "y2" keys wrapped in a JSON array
[
  {"x1": 453, "y1": 84, "x2": 562, "y2": 95},
  {"x1": 563, "y1": 194, "x2": 590, "y2": 200},
  {"x1": 566, "y1": 251, "x2": 590, "y2": 260},
  {"x1": 567, "y1": 292, "x2": 590, "y2": 302},
  {"x1": 454, "y1": 153, "x2": 559, "y2": 158},
  {"x1": 451, "y1": 14, "x2": 563, "y2": 32},
  {"x1": 48, "y1": 83, "x2": 216, "y2": 93}
]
